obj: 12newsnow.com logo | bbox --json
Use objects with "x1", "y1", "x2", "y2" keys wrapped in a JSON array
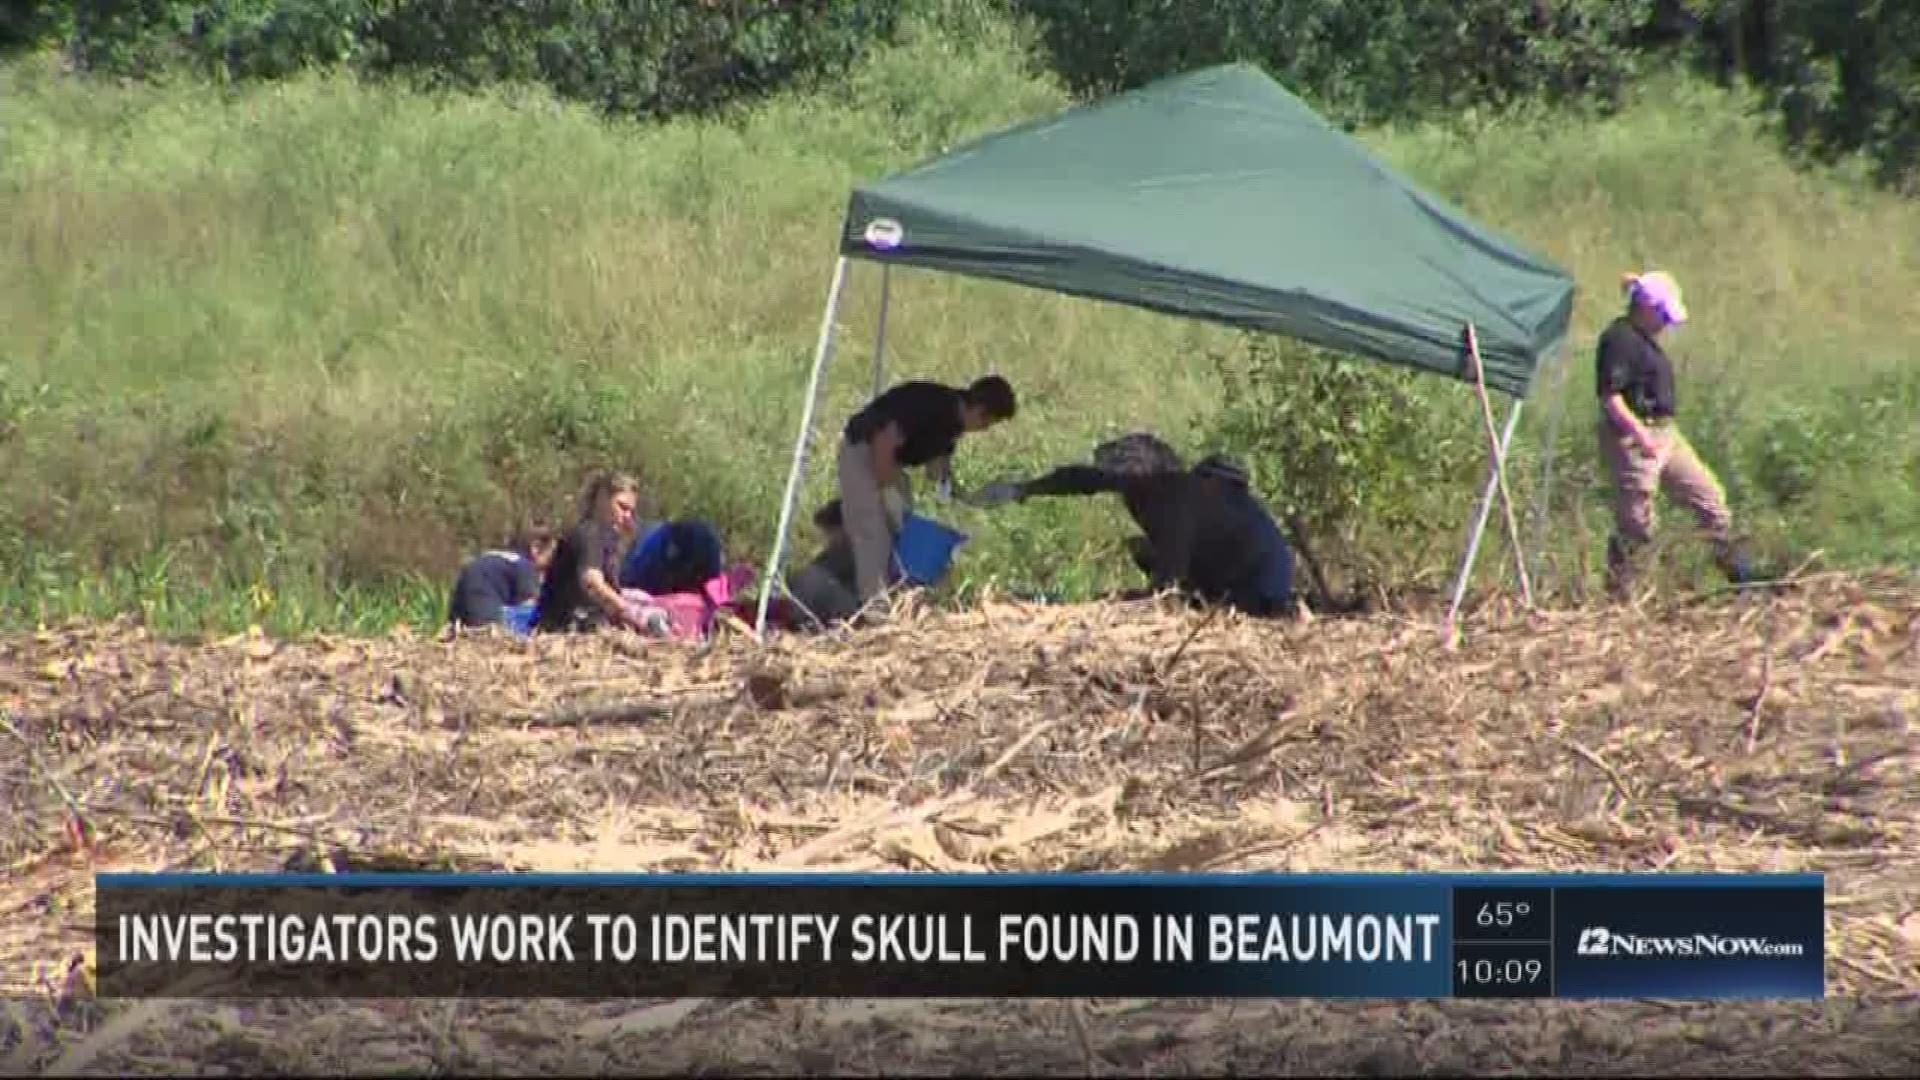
[{"x1": 1576, "y1": 927, "x2": 1806, "y2": 959}]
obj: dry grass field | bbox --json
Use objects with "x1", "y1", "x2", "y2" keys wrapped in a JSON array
[{"x1": 4, "y1": 578, "x2": 1915, "y2": 1075}]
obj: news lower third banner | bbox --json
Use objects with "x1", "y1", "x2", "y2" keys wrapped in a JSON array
[{"x1": 92, "y1": 873, "x2": 1825, "y2": 1001}]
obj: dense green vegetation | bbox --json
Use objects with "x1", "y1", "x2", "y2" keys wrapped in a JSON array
[{"x1": 2, "y1": 1, "x2": 1915, "y2": 635}]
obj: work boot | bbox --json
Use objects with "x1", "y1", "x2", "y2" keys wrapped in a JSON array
[
  {"x1": 1714, "y1": 539, "x2": 1762, "y2": 592},
  {"x1": 1605, "y1": 534, "x2": 1645, "y2": 602}
]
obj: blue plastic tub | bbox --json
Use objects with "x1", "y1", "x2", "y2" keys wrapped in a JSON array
[
  {"x1": 893, "y1": 513, "x2": 968, "y2": 585},
  {"x1": 502, "y1": 600, "x2": 538, "y2": 637}
]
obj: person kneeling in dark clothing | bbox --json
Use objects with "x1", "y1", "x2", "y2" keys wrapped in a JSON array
[
  {"x1": 620, "y1": 519, "x2": 726, "y2": 598},
  {"x1": 447, "y1": 523, "x2": 557, "y2": 631},
  {"x1": 783, "y1": 499, "x2": 863, "y2": 628},
  {"x1": 972, "y1": 436, "x2": 1295, "y2": 618}
]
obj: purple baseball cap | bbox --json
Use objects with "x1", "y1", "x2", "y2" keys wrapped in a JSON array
[{"x1": 1623, "y1": 270, "x2": 1688, "y2": 325}]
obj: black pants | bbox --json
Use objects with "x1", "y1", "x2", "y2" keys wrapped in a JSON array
[{"x1": 1127, "y1": 536, "x2": 1289, "y2": 619}]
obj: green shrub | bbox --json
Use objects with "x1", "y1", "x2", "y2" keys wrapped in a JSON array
[{"x1": 1207, "y1": 332, "x2": 1479, "y2": 588}]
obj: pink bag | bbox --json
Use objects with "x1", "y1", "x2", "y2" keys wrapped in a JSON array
[
  {"x1": 703, "y1": 564, "x2": 755, "y2": 607},
  {"x1": 630, "y1": 565, "x2": 758, "y2": 642},
  {"x1": 649, "y1": 592, "x2": 712, "y2": 640}
]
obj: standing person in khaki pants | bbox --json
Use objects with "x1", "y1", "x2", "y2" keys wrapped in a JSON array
[
  {"x1": 837, "y1": 375, "x2": 1018, "y2": 608},
  {"x1": 1596, "y1": 270, "x2": 1753, "y2": 598}
]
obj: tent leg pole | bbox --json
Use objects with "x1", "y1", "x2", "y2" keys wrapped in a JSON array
[
  {"x1": 1444, "y1": 387, "x2": 1526, "y2": 648},
  {"x1": 755, "y1": 256, "x2": 851, "y2": 638},
  {"x1": 1445, "y1": 407, "x2": 1510, "y2": 646},
  {"x1": 1464, "y1": 324, "x2": 1533, "y2": 607},
  {"x1": 870, "y1": 263, "x2": 891, "y2": 396},
  {"x1": 1530, "y1": 342, "x2": 1571, "y2": 597},
  {"x1": 1493, "y1": 397, "x2": 1530, "y2": 600}
]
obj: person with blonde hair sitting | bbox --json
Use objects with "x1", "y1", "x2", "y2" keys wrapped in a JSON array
[{"x1": 533, "y1": 470, "x2": 661, "y2": 634}]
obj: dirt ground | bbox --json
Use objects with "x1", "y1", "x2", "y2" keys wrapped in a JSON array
[{"x1": 3, "y1": 577, "x2": 1916, "y2": 1076}]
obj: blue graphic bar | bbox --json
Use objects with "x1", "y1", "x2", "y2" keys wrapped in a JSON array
[{"x1": 91, "y1": 873, "x2": 1824, "y2": 1001}]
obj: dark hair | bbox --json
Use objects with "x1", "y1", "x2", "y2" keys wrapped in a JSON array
[
  {"x1": 964, "y1": 375, "x2": 1017, "y2": 421},
  {"x1": 1193, "y1": 454, "x2": 1249, "y2": 488},
  {"x1": 812, "y1": 499, "x2": 845, "y2": 532},
  {"x1": 512, "y1": 520, "x2": 557, "y2": 556},
  {"x1": 1094, "y1": 433, "x2": 1184, "y2": 477}
]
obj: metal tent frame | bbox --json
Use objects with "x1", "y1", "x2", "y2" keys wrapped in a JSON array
[{"x1": 753, "y1": 258, "x2": 1543, "y2": 643}]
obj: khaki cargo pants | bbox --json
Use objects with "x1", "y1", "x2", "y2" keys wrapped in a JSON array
[
  {"x1": 1597, "y1": 413, "x2": 1732, "y2": 549},
  {"x1": 836, "y1": 437, "x2": 912, "y2": 603}
]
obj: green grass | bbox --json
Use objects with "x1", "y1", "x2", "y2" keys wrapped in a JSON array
[{"x1": 2, "y1": 9, "x2": 1917, "y2": 637}]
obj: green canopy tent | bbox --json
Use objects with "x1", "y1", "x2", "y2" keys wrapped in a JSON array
[{"x1": 754, "y1": 62, "x2": 1576, "y2": 640}]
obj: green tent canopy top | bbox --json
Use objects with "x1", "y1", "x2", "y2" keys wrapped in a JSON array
[
  {"x1": 756, "y1": 63, "x2": 1578, "y2": 639},
  {"x1": 839, "y1": 62, "x2": 1574, "y2": 398}
]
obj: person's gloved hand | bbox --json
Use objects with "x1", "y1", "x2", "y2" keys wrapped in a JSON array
[{"x1": 966, "y1": 481, "x2": 1024, "y2": 508}]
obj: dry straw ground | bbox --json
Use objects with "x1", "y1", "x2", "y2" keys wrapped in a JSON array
[{"x1": 3, "y1": 577, "x2": 1917, "y2": 1076}]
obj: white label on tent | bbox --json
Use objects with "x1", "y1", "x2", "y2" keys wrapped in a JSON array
[{"x1": 864, "y1": 218, "x2": 904, "y2": 250}]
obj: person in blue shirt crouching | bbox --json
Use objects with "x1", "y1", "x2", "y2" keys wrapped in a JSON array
[{"x1": 448, "y1": 523, "x2": 557, "y2": 634}]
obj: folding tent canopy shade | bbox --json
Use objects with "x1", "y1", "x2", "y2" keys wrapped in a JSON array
[{"x1": 754, "y1": 62, "x2": 1576, "y2": 639}]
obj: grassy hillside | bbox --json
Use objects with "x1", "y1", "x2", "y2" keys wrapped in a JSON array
[{"x1": 2, "y1": 10, "x2": 1915, "y2": 636}]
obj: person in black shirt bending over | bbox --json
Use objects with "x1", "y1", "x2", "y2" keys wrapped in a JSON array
[
  {"x1": 837, "y1": 376, "x2": 1017, "y2": 605},
  {"x1": 972, "y1": 434, "x2": 1295, "y2": 619}
]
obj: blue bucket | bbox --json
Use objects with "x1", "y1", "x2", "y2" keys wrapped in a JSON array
[
  {"x1": 893, "y1": 513, "x2": 968, "y2": 585},
  {"x1": 502, "y1": 600, "x2": 538, "y2": 638}
]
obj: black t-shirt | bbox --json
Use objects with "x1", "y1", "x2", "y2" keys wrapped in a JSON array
[
  {"x1": 1595, "y1": 316, "x2": 1676, "y2": 421},
  {"x1": 447, "y1": 551, "x2": 541, "y2": 628},
  {"x1": 843, "y1": 381, "x2": 965, "y2": 466},
  {"x1": 534, "y1": 519, "x2": 624, "y2": 632}
]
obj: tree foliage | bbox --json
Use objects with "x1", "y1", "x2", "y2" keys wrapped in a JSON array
[
  {"x1": 37, "y1": 1, "x2": 900, "y2": 120},
  {"x1": 11, "y1": 2, "x2": 1916, "y2": 189},
  {"x1": 0, "y1": 2, "x2": 73, "y2": 56},
  {"x1": 1761, "y1": 1, "x2": 1920, "y2": 191},
  {"x1": 1009, "y1": 0, "x2": 1660, "y2": 127},
  {"x1": 1008, "y1": 0, "x2": 1919, "y2": 186}
]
